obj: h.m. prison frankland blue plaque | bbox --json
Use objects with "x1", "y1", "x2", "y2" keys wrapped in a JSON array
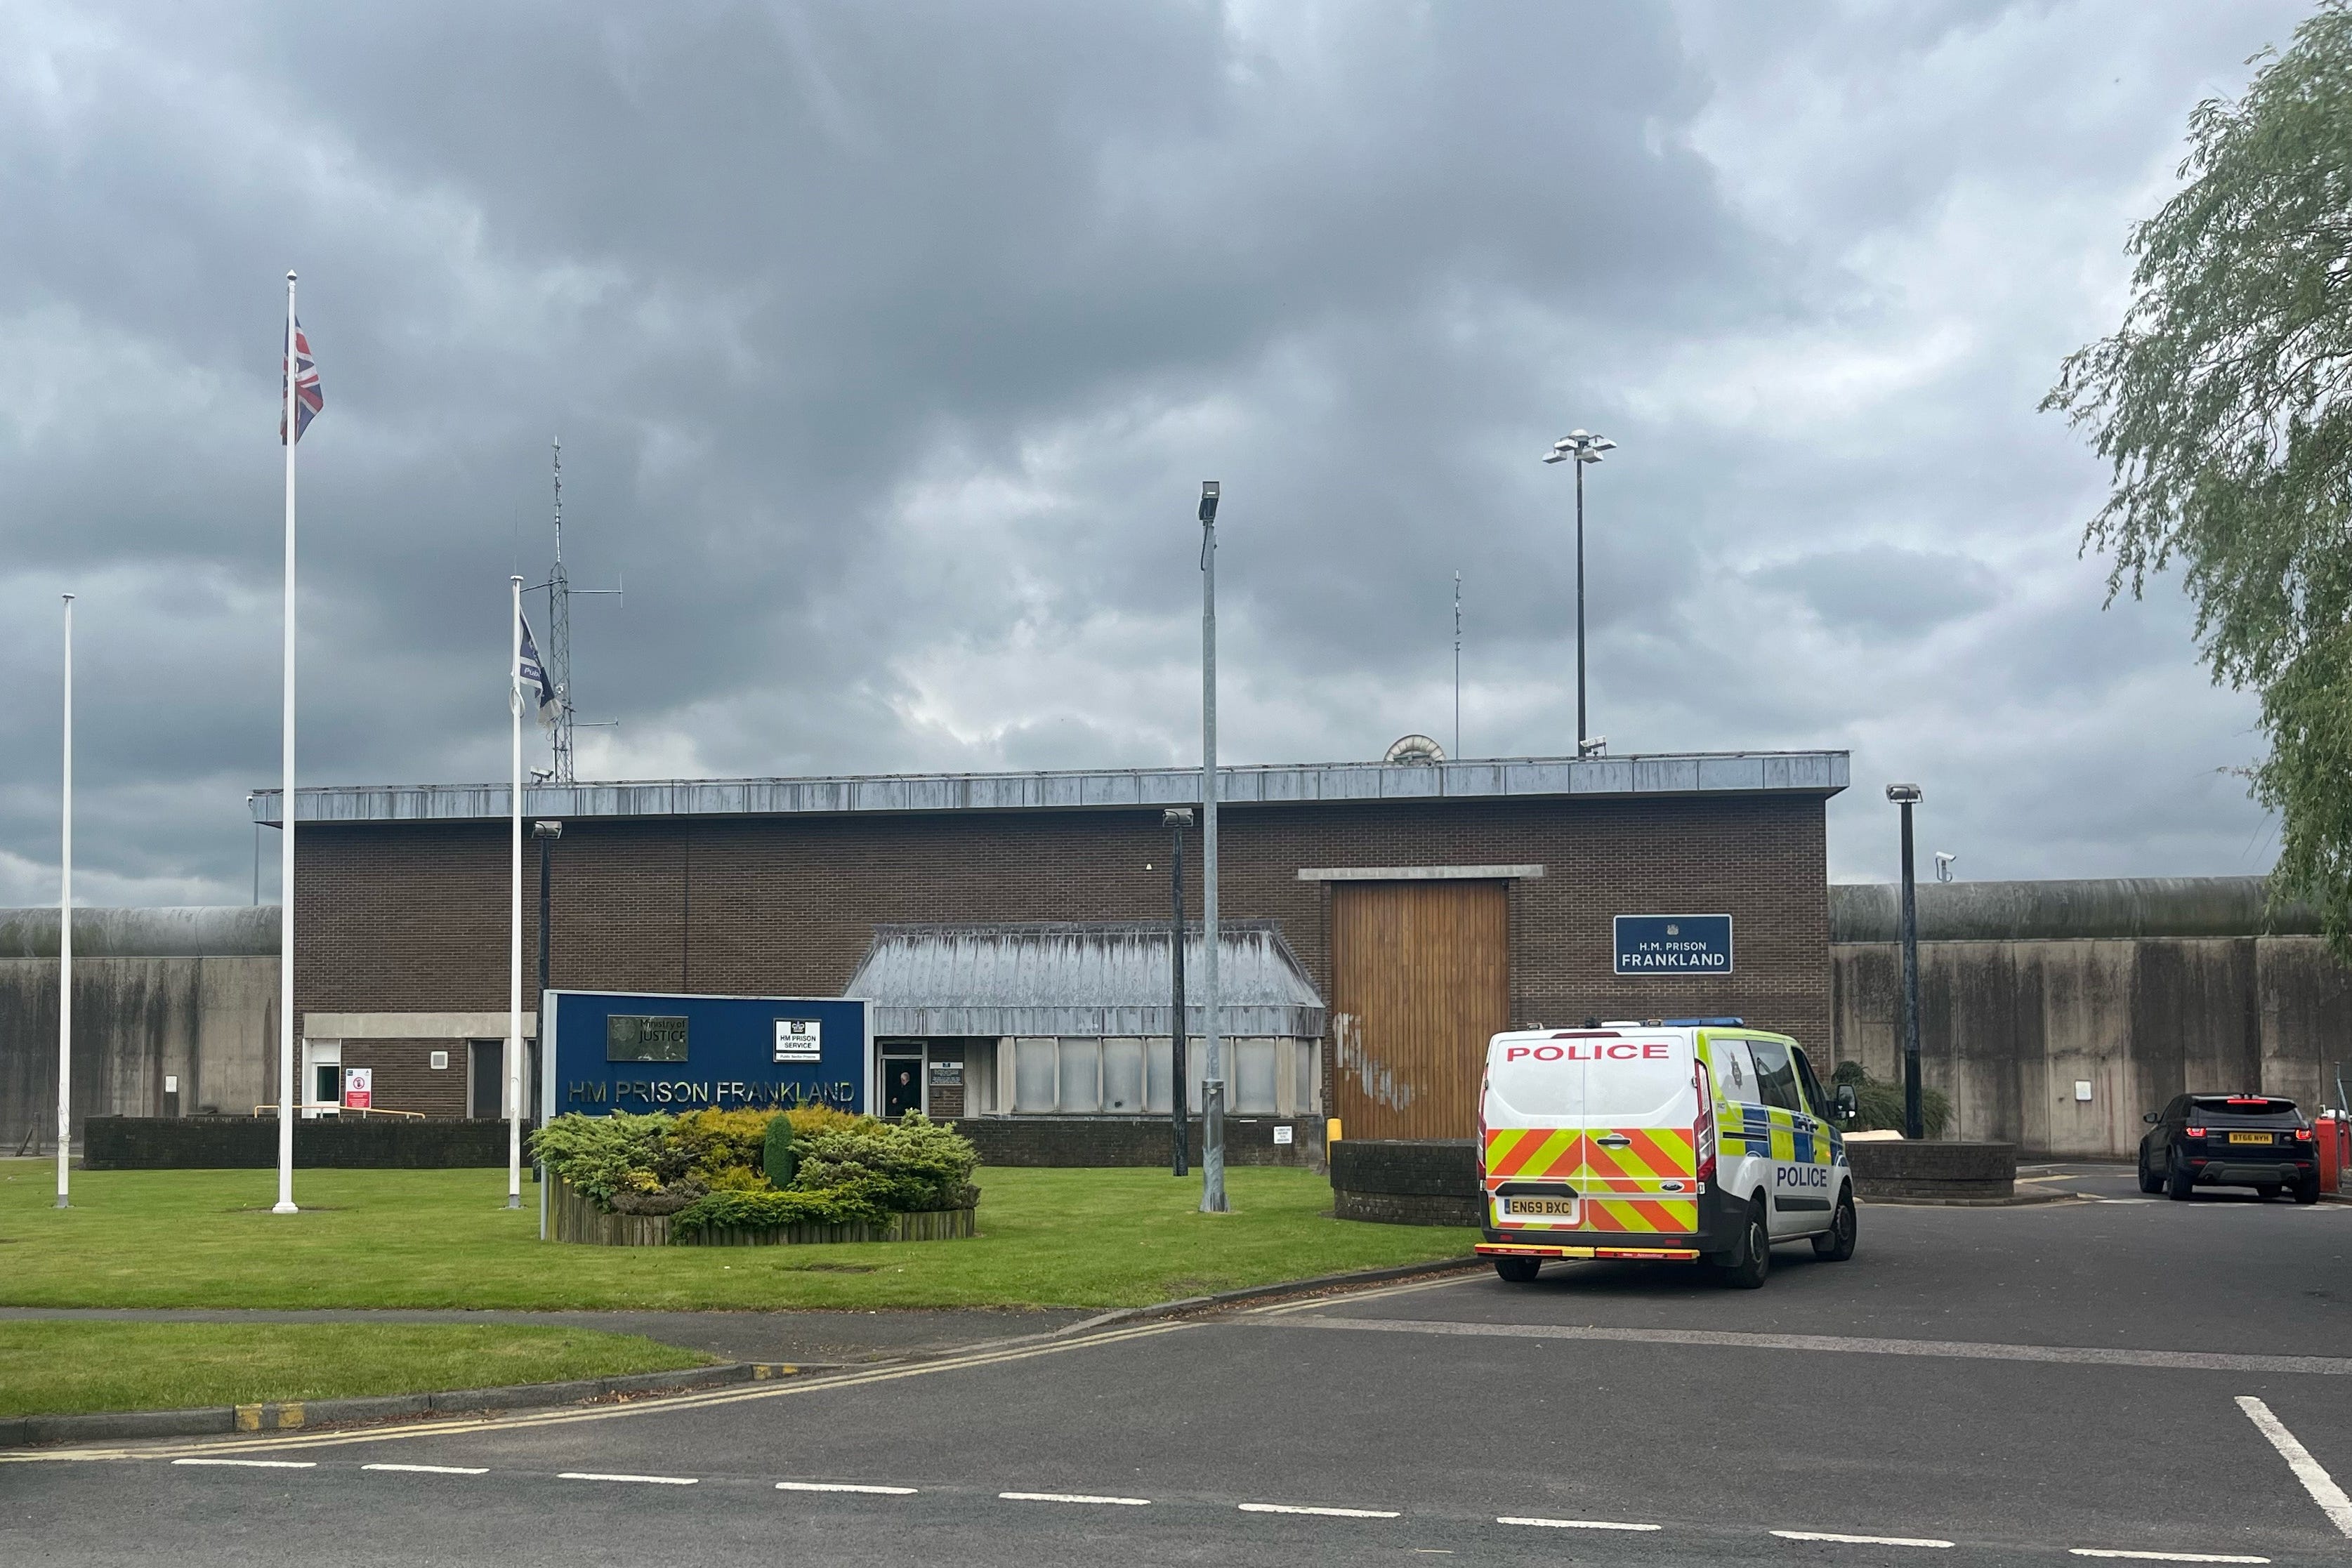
[
  {"x1": 540, "y1": 989, "x2": 872, "y2": 1121},
  {"x1": 1612, "y1": 914, "x2": 1734, "y2": 975}
]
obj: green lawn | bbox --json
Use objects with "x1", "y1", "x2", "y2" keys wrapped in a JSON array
[
  {"x1": 0, "y1": 1160, "x2": 1471, "y2": 1310},
  {"x1": 0, "y1": 1322, "x2": 714, "y2": 1418}
]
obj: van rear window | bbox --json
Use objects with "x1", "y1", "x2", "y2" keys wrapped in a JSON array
[{"x1": 2190, "y1": 1096, "x2": 2299, "y2": 1121}]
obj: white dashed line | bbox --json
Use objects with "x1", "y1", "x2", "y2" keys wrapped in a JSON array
[
  {"x1": 1773, "y1": 1531, "x2": 1953, "y2": 1548},
  {"x1": 171, "y1": 1458, "x2": 317, "y2": 1470},
  {"x1": 1239, "y1": 1502, "x2": 1401, "y2": 1518},
  {"x1": 1497, "y1": 1515, "x2": 1662, "y2": 1531},
  {"x1": 559, "y1": 1471, "x2": 698, "y2": 1486},
  {"x1": 362, "y1": 1463, "x2": 488, "y2": 1476},
  {"x1": 776, "y1": 1481, "x2": 919, "y2": 1495},
  {"x1": 2237, "y1": 1395, "x2": 2352, "y2": 1537},
  {"x1": 999, "y1": 1491, "x2": 1151, "y2": 1506},
  {"x1": 2067, "y1": 1552, "x2": 2269, "y2": 1563}
]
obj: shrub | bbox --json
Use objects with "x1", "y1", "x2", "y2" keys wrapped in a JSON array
[
  {"x1": 530, "y1": 1112, "x2": 680, "y2": 1205},
  {"x1": 703, "y1": 1165, "x2": 775, "y2": 1193},
  {"x1": 793, "y1": 1114, "x2": 980, "y2": 1211},
  {"x1": 670, "y1": 1107, "x2": 777, "y2": 1178},
  {"x1": 763, "y1": 1115, "x2": 799, "y2": 1188},
  {"x1": 1832, "y1": 1059, "x2": 1952, "y2": 1138},
  {"x1": 782, "y1": 1105, "x2": 868, "y2": 1138},
  {"x1": 670, "y1": 1181, "x2": 895, "y2": 1237}
]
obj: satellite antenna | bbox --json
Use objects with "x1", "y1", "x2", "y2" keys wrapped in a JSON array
[{"x1": 539, "y1": 437, "x2": 622, "y2": 783}]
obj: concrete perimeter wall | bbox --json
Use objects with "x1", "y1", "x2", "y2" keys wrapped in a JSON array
[
  {"x1": 0, "y1": 908, "x2": 278, "y2": 1151},
  {"x1": 1828, "y1": 879, "x2": 2352, "y2": 1159}
]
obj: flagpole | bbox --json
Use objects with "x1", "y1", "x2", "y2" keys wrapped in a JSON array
[
  {"x1": 275, "y1": 271, "x2": 299, "y2": 1215},
  {"x1": 508, "y1": 575, "x2": 525, "y2": 1210},
  {"x1": 55, "y1": 594, "x2": 73, "y2": 1208}
]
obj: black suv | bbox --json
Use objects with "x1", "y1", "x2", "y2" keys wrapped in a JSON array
[{"x1": 2138, "y1": 1094, "x2": 2320, "y2": 1203}]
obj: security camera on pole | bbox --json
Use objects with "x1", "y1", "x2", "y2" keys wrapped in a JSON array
[{"x1": 1197, "y1": 480, "x2": 1228, "y2": 1214}]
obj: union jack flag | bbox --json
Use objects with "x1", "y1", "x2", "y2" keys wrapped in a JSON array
[{"x1": 281, "y1": 318, "x2": 323, "y2": 444}]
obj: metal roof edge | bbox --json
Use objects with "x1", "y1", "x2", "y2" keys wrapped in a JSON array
[{"x1": 251, "y1": 750, "x2": 1850, "y2": 825}]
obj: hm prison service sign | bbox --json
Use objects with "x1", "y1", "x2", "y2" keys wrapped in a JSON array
[
  {"x1": 546, "y1": 990, "x2": 871, "y2": 1119},
  {"x1": 1613, "y1": 914, "x2": 1734, "y2": 975}
]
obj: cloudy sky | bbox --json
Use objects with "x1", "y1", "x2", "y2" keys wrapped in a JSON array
[{"x1": 0, "y1": 0, "x2": 2313, "y2": 906}]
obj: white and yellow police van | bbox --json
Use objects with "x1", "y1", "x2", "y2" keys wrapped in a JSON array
[{"x1": 1476, "y1": 1018, "x2": 1856, "y2": 1289}]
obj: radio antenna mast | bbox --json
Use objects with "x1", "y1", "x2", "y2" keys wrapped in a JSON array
[
  {"x1": 1452, "y1": 570, "x2": 1462, "y2": 760},
  {"x1": 548, "y1": 437, "x2": 574, "y2": 784}
]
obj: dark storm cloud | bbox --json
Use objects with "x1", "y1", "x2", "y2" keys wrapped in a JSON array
[{"x1": 0, "y1": 0, "x2": 2318, "y2": 902}]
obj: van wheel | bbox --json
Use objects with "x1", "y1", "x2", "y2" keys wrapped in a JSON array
[
  {"x1": 1714, "y1": 1198, "x2": 1770, "y2": 1289},
  {"x1": 1492, "y1": 1255, "x2": 1542, "y2": 1284},
  {"x1": 1811, "y1": 1189, "x2": 1857, "y2": 1260}
]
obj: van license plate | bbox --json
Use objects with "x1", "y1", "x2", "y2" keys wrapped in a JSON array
[
  {"x1": 2227, "y1": 1131, "x2": 2272, "y2": 1145},
  {"x1": 1502, "y1": 1197, "x2": 1579, "y2": 1220}
]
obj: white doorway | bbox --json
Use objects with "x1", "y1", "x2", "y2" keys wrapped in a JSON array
[{"x1": 301, "y1": 1039, "x2": 341, "y2": 1119}]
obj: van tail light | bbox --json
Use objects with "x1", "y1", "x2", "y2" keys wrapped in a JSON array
[
  {"x1": 2184, "y1": 1126, "x2": 2207, "y2": 1139},
  {"x1": 1693, "y1": 1061, "x2": 1716, "y2": 1185}
]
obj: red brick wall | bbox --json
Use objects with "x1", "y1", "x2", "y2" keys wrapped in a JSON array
[{"x1": 292, "y1": 793, "x2": 1832, "y2": 1106}]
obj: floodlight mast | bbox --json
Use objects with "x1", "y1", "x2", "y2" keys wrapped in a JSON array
[
  {"x1": 1886, "y1": 783, "x2": 1925, "y2": 1138},
  {"x1": 1543, "y1": 430, "x2": 1617, "y2": 754},
  {"x1": 1197, "y1": 480, "x2": 1227, "y2": 1215}
]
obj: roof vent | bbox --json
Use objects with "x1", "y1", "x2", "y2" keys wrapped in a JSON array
[{"x1": 1384, "y1": 733, "x2": 1446, "y2": 765}]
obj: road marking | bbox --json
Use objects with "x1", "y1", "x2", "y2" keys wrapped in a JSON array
[
  {"x1": 1248, "y1": 1270, "x2": 1478, "y2": 1317},
  {"x1": 362, "y1": 1463, "x2": 488, "y2": 1476},
  {"x1": 1000, "y1": 1491, "x2": 1151, "y2": 1506},
  {"x1": 2236, "y1": 1395, "x2": 2352, "y2": 1537},
  {"x1": 1497, "y1": 1516, "x2": 1662, "y2": 1531},
  {"x1": 169, "y1": 1458, "x2": 315, "y2": 1470},
  {"x1": 1252, "y1": 1315, "x2": 2352, "y2": 1376},
  {"x1": 776, "y1": 1481, "x2": 919, "y2": 1495},
  {"x1": 1773, "y1": 1531, "x2": 1953, "y2": 1548},
  {"x1": 1240, "y1": 1502, "x2": 1401, "y2": 1518},
  {"x1": 560, "y1": 1471, "x2": 698, "y2": 1486},
  {"x1": 2067, "y1": 1552, "x2": 2269, "y2": 1562},
  {"x1": 4, "y1": 1320, "x2": 1191, "y2": 1464}
]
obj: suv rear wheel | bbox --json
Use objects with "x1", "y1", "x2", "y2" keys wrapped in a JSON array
[
  {"x1": 2293, "y1": 1173, "x2": 2322, "y2": 1206},
  {"x1": 1492, "y1": 1255, "x2": 1542, "y2": 1284},
  {"x1": 2137, "y1": 1149, "x2": 2163, "y2": 1194},
  {"x1": 1811, "y1": 1188, "x2": 1858, "y2": 1261},
  {"x1": 1712, "y1": 1197, "x2": 1770, "y2": 1289},
  {"x1": 2165, "y1": 1150, "x2": 2195, "y2": 1201}
]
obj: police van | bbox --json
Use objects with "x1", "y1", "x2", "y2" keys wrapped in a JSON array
[{"x1": 1476, "y1": 1019, "x2": 1857, "y2": 1289}]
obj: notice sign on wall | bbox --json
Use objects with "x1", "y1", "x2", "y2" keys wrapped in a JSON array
[
  {"x1": 1613, "y1": 914, "x2": 1734, "y2": 975},
  {"x1": 342, "y1": 1067, "x2": 373, "y2": 1110},
  {"x1": 774, "y1": 1018, "x2": 822, "y2": 1063}
]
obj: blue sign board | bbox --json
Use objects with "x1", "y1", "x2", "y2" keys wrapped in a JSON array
[
  {"x1": 539, "y1": 990, "x2": 872, "y2": 1121},
  {"x1": 1613, "y1": 914, "x2": 1734, "y2": 975}
]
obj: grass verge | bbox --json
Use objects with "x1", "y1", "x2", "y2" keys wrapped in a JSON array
[
  {"x1": 0, "y1": 1160, "x2": 1473, "y2": 1310},
  {"x1": 0, "y1": 1322, "x2": 714, "y2": 1418}
]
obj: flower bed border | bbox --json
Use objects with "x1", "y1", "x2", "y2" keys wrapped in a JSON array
[{"x1": 548, "y1": 1175, "x2": 976, "y2": 1247}]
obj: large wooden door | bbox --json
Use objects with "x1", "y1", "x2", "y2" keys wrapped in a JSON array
[{"x1": 1330, "y1": 881, "x2": 1509, "y2": 1140}]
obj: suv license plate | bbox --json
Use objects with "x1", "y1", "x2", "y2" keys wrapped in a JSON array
[
  {"x1": 2228, "y1": 1131, "x2": 2272, "y2": 1145},
  {"x1": 1503, "y1": 1197, "x2": 1579, "y2": 1220}
]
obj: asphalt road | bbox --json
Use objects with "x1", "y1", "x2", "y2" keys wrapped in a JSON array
[{"x1": 7, "y1": 1177, "x2": 2351, "y2": 1567}]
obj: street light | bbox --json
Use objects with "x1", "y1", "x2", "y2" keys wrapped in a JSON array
[
  {"x1": 1197, "y1": 480, "x2": 1228, "y2": 1214},
  {"x1": 1886, "y1": 784, "x2": 1924, "y2": 1140},
  {"x1": 1544, "y1": 430, "x2": 1617, "y2": 753},
  {"x1": 1162, "y1": 807, "x2": 1193, "y2": 1178}
]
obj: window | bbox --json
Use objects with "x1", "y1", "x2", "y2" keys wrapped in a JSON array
[
  {"x1": 1013, "y1": 1039, "x2": 1058, "y2": 1112},
  {"x1": 1146, "y1": 1036, "x2": 1178, "y2": 1115},
  {"x1": 1792, "y1": 1047, "x2": 1831, "y2": 1119},
  {"x1": 1102, "y1": 1039, "x2": 1145, "y2": 1112},
  {"x1": 1710, "y1": 1039, "x2": 1761, "y2": 1107},
  {"x1": 1056, "y1": 1039, "x2": 1101, "y2": 1112},
  {"x1": 1749, "y1": 1039, "x2": 1804, "y2": 1114},
  {"x1": 1235, "y1": 1039, "x2": 1278, "y2": 1114}
]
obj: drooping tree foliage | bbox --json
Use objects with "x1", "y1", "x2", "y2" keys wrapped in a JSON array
[{"x1": 2046, "y1": 2, "x2": 2352, "y2": 956}]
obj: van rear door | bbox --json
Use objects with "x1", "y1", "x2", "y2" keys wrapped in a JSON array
[
  {"x1": 1575, "y1": 1034, "x2": 1700, "y2": 1237},
  {"x1": 1483, "y1": 1033, "x2": 1587, "y2": 1230}
]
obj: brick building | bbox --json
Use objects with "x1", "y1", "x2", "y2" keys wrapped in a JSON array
[{"x1": 254, "y1": 750, "x2": 1846, "y2": 1140}]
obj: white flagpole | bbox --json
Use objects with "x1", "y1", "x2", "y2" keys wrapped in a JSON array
[
  {"x1": 275, "y1": 271, "x2": 299, "y2": 1215},
  {"x1": 508, "y1": 575, "x2": 525, "y2": 1209},
  {"x1": 55, "y1": 593, "x2": 73, "y2": 1208}
]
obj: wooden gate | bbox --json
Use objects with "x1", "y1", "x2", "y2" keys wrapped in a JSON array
[{"x1": 1329, "y1": 880, "x2": 1509, "y2": 1140}]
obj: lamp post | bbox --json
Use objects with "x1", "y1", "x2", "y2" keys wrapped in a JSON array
[
  {"x1": 1197, "y1": 480, "x2": 1228, "y2": 1215},
  {"x1": 532, "y1": 820, "x2": 560, "y2": 1178},
  {"x1": 1544, "y1": 429, "x2": 1617, "y2": 755},
  {"x1": 1887, "y1": 783, "x2": 1924, "y2": 1140},
  {"x1": 1163, "y1": 807, "x2": 1193, "y2": 1178}
]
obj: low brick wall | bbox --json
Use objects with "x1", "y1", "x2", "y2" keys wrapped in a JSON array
[
  {"x1": 81, "y1": 1116, "x2": 537, "y2": 1170},
  {"x1": 950, "y1": 1116, "x2": 1318, "y2": 1168},
  {"x1": 1846, "y1": 1140, "x2": 2016, "y2": 1201},
  {"x1": 1330, "y1": 1138, "x2": 1480, "y2": 1227}
]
